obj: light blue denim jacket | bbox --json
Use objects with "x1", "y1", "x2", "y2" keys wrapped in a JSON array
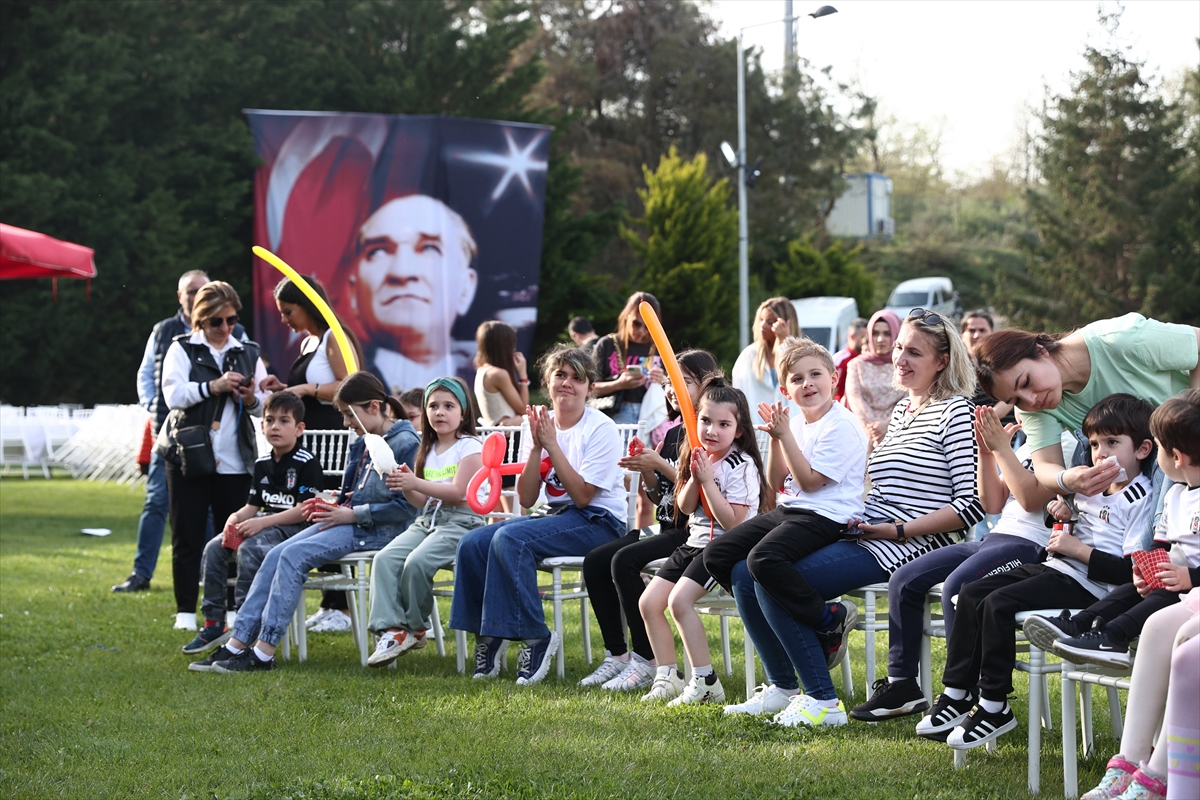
[{"x1": 337, "y1": 419, "x2": 420, "y2": 550}]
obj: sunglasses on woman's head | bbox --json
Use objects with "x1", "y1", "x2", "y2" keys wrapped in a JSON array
[
  {"x1": 907, "y1": 308, "x2": 944, "y2": 327},
  {"x1": 206, "y1": 315, "x2": 239, "y2": 329}
]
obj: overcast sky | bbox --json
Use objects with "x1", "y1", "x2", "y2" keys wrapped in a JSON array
[{"x1": 707, "y1": 0, "x2": 1200, "y2": 180}]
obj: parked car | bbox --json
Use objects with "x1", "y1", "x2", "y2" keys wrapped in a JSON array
[
  {"x1": 884, "y1": 277, "x2": 961, "y2": 322},
  {"x1": 790, "y1": 296, "x2": 860, "y2": 353}
]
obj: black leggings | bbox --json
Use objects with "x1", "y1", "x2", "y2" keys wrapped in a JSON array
[
  {"x1": 704, "y1": 506, "x2": 845, "y2": 628},
  {"x1": 1075, "y1": 583, "x2": 1181, "y2": 644},
  {"x1": 582, "y1": 527, "x2": 688, "y2": 660},
  {"x1": 165, "y1": 463, "x2": 250, "y2": 614}
]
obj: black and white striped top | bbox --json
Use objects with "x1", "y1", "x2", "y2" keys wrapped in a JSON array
[{"x1": 857, "y1": 395, "x2": 984, "y2": 574}]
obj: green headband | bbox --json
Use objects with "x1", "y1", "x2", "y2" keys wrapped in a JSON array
[{"x1": 424, "y1": 377, "x2": 469, "y2": 414}]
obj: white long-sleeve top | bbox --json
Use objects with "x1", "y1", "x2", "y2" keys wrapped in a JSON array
[{"x1": 162, "y1": 330, "x2": 268, "y2": 474}]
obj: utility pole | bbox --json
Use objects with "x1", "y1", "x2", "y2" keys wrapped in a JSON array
[{"x1": 784, "y1": 0, "x2": 796, "y2": 73}]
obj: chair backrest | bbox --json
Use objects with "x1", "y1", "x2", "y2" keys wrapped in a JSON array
[
  {"x1": 300, "y1": 430, "x2": 355, "y2": 478},
  {"x1": 476, "y1": 424, "x2": 526, "y2": 524}
]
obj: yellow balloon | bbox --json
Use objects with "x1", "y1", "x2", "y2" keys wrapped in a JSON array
[{"x1": 252, "y1": 246, "x2": 359, "y2": 374}]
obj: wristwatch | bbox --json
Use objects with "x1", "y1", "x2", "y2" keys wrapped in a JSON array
[{"x1": 893, "y1": 521, "x2": 907, "y2": 543}]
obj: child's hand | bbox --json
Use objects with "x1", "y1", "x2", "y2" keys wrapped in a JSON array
[
  {"x1": 513, "y1": 351, "x2": 527, "y2": 380},
  {"x1": 237, "y1": 516, "x2": 271, "y2": 537},
  {"x1": 974, "y1": 405, "x2": 1019, "y2": 454},
  {"x1": 690, "y1": 447, "x2": 713, "y2": 483},
  {"x1": 770, "y1": 318, "x2": 790, "y2": 342},
  {"x1": 526, "y1": 404, "x2": 544, "y2": 450},
  {"x1": 1047, "y1": 526, "x2": 1088, "y2": 560},
  {"x1": 1132, "y1": 563, "x2": 1151, "y2": 597},
  {"x1": 1047, "y1": 498, "x2": 1073, "y2": 522},
  {"x1": 618, "y1": 440, "x2": 666, "y2": 474},
  {"x1": 533, "y1": 405, "x2": 559, "y2": 454},
  {"x1": 311, "y1": 505, "x2": 355, "y2": 530},
  {"x1": 386, "y1": 463, "x2": 417, "y2": 492},
  {"x1": 1155, "y1": 562, "x2": 1193, "y2": 593},
  {"x1": 756, "y1": 401, "x2": 789, "y2": 439},
  {"x1": 869, "y1": 419, "x2": 889, "y2": 445}
]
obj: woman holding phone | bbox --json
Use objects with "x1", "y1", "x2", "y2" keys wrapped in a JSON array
[{"x1": 590, "y1": 292, "x2": 664, "y2": 424}]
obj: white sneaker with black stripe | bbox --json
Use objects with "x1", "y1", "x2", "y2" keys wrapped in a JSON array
[
  {"x1": 915, "y1": 690, "x2": 978, "y2": 739},
  {"x1": 946, "y1": 703, "x2": 1017, "y2": 749}
]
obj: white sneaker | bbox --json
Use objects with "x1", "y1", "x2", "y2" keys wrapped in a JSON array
[
  {"x1": 601, "y1": 654, "x2": 655, "y2": 692},
  {"x1": 310, "y1": 610, "x2": 352, "y2": 632},
  {"x1": 667, "y1": 673, "x2": 725, "y2": 707},
  {"x1": 640, "y1": 669, "x2": 685, "y2": 702},
  {"x1": 173, "y1": 612, "x2": 197, "y2": 631},
  {"x1": 579, "y1": 653, "x2": 627, "y2": 687},
  {"x1": 772, "y1": 694, "x2": 848, "y2": 728},
  {"x1": 723, "y1": 684, "x2": 796, "y2": 715},
  {"x1": 367, "y1": 629, "x2": 423, "y2": 668},
  {"x1": 305, "y1": 607, "x2": 331, "y2": 629}
]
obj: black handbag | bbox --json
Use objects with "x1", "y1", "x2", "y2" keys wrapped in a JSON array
[
  {"x1": 586, "y1": 335, "x2": 624, "y2": 415},
  {"x1": 175, "y1": 395, "x2": 227, "y2": 478}
]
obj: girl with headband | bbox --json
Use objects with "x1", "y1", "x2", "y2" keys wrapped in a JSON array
[{"x1": 367, "y1": 377, "x2": 486, "y2": 664}]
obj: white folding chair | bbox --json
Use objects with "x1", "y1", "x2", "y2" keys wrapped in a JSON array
[{"x1": 1060, "y1": 660, "x2": 1129, "y2": 798}]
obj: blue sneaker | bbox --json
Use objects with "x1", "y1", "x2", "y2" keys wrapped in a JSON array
[
  {"x1": 181, "y1": 624, "x2": 231, "y2": 655},
  {"x1": 471, "y1": 636, "x2": 509, "y2": 679},
  {"x1": 516, "y1": 631, "x2": 560, "y2": 686}
]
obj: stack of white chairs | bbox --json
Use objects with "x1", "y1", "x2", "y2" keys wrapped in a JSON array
[{"x1": 38, "y1": 404, "x2": 144, "y2": 484}]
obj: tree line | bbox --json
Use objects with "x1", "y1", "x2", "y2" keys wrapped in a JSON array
[{"x1": 1, "y1": 1, "x2": 1194, "y2": 405}]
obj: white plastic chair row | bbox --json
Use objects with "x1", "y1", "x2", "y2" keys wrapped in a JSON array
[{"x1": 42, "y1": 404, "x2": 145, "y2": 484}]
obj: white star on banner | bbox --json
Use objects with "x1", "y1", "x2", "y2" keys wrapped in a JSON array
[{"x1": 454, "y1": 129, "x2": 549, "y2": 202}]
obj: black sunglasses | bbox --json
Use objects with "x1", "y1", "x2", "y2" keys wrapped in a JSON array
[
  {"x1": 907, "y1": 308, "x2": 944, "y2": 327},
  {"x1": 206, "y1": 315, "x2": 239, "y2": 329}
]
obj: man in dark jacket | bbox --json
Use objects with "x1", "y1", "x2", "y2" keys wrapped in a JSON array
[{"x1": 112, "y1": 270, "x2": 246, "y2": 592}]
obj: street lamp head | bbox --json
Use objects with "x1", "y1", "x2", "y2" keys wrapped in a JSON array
[
  {"x1": 809, "y1": 5, "x2": 838, "y2": 18},
  {"x1": 720, "y1": 141, "x2": 738, "y2": 169}
]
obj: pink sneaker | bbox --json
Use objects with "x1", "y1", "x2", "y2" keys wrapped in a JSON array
[
  {"x1": 1081, "y1": 756, "x2": 1137, "y2": 800},
  {"x1": 1115, "y1": 764, "x2": 1167, "y2": 800}
]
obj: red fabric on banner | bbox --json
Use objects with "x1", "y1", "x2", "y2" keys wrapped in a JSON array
[{"x1": 0, "y1": 224, "x2": 96, "y2": 280}]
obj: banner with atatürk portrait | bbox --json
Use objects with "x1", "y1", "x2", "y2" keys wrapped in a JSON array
[{"x1": 247, "y1": 110, "x2": 551, "y2": 395}]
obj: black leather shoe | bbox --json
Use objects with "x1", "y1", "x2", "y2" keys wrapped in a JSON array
[{"x1": 112, "y1": 574, "x2": 151, "y2": 593}]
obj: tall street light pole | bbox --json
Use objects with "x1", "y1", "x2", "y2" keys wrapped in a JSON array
[{"x1": 735, "y1": 5, "x2": 838, "y2": 351}]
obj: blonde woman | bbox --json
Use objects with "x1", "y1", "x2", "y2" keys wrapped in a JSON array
[{"x1": 732, "y1": 297, "x2": 801, "y2": 414}]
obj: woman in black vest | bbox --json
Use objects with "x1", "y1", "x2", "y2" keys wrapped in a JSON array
[{"x1": 157, "y1": 281, "x2": 267, "y2": 631}]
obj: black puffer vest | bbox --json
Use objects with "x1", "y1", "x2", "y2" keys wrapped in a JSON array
[
  {"x1": 148, "y1": 314, "x2": 247, "y2": 434},
  {"x1": 154, "y1": 334, "x2": 261, "y2": 472}
]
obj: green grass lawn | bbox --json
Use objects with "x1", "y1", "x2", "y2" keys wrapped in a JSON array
[{"x1": 0, "y1": 479, "x2": 1120, "y2": 799}]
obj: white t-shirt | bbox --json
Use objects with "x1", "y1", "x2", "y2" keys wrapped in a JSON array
[
  {"x1": 421, "y1": 435, "x2": 483, "y2": 517},
  {"x1": 520, "y1": 407, "x2": 626, "y2": 522},
  {"x1": 1044, "y1": 473, "x2": 1153, "y2": 598},
  {"x1": 685, "y1": 445, "x2": 761, "y2": 549},
  {"x1": 777, "y1": 401, "x2": 867, "y2": 523},
  {"x1": 1153, "y1": 483, "x2": 1200, "y2": 568},
  {"x1": 986, "y1": 443, "x2": 1054, "y2": 547}
]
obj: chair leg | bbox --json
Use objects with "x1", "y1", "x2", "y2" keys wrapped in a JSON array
[
  {"x1": 1080, "y1": 683, "x2": 1094, "y2": 756},
  {"x1": 720, "y1": 616, "x2": 732, "y2": 676},
  {"x1": 863, "y1": 591, "x2": 877, "y2": 697},
  {"x1": 743, "y1": 619, "x2": 756, "y2": 698},
  {"x1": 553, "y1": 567, "x2": 565, "y2": 679},
  {"x1": 920, "y1": 600, "x2": 934, "y2": 705},
  {"x1": 431, "y1": 600, "x2": 446, "y2": 658},
  {"x1": 1106, "y1": 686, "x2": 1123, "y2": 741},
  {"x1": 1062, "y1": 667, "x2": 1080, "y2": 799},
  {"x1": 581, "y1": 596, "x2": 593, "y2": 666},
  {"x1": 297, "y1": 599, "x2": 308, "y2": 662},
  {"x1": 1028, "y1": 646, "x2": 1044, "y2": 794},
  {"x1": 456, "y1": 629, "x2": 467, "y2": 675},
  {"x1": 357, "y1": 563, "x2": 371, "y2": 667},
  {"x1": 841, "y1": 645, "x2": 854, "y2": 699}
]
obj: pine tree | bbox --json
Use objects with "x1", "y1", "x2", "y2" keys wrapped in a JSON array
[
  {"x1": 771, "y1": 238, "x2": 875, "y2": 317},
  {"x1": 620, "y1": 147, "x2": 739, "y2": 364}
]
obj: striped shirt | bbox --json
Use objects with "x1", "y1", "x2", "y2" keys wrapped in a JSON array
[{"x1": 857, "y1": 395, "x2": 984, "y2": 574}]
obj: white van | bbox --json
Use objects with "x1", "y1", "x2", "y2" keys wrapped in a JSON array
[
  {"x1": 790, "y1": 296, "x2": 860, "y2": 353},
  {"x1": 884, "y1": 277, "x2": 960, "y2": 321}
]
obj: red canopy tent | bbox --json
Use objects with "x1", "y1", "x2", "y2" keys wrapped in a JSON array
[{"x1": 0, "y1": 223, "x2": 97, "y2": 300}]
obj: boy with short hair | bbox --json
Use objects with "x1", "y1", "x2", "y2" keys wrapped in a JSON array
[
  {"x1": 931, "y1": 393, "x2": 1156, "y2": 749},
  {"x1": 1024, "y1": 389, "x2": 1200, "y2": 669},
  {"x1": 182, "y1": 391, "x2": 323, "y2": 658},
  {"x1": 704, "y1": 337, "x2": 869, "y2": 717}
]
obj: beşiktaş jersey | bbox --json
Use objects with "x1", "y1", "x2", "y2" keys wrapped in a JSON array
[
  {"x1": 421, "y1": 435, "x2": 483, "y2": 520},
  {"x1": 1045, "y1": 472, "x2": 1152, "y2": 598},
  {"x1": 684, "y1": 445, "x2": 761, "y2": 549},
  {"x1": 247, "y1": 444, "x2": 323, "y2": 514},
  {"x1": 1153, "y1": 483, "x2": 1200, "y2": 569}
]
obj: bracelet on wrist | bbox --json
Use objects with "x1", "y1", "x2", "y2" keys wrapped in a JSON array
[{"x1": 1055, "y1": 469, "x2": 1070, "y2": 493}]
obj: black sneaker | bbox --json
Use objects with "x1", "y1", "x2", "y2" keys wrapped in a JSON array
[
  {"x1": 515, "y1": 630, "x2": 560, "y2": 686},
  {"x1": 181, "y1": 624, "x2": 231, "y2": 655},
  {"x1": 849, "y1": 677, "x2": 930, "y2": 721},
  {"x1": 946, "y1": 703, "x2": 1017, "y2": 750},
  {"x1": 188, "y1": 645, "x2": 235, "y2": 673},
  {"x1": 211, "y1": 648, "x2": 275, "y2": 674},
  {"x1": 1051, "y1": 627, "x2": 1131, "y2": 669},
  {"x1": 471, "y1": 636, "x2": 509, "y2": 680},
  {"x1": 1022, "y1": 609, "x2": 1087, "y2": 652},
  {"x1": 915, "y1": 689, "x2": 978, "y2": 739},
  {"x1": 111, "y1": 574, "x2": 151, "y2": 593},
  {"x1": 816, "y1": 600, "x2": 858, "y2": 670}
]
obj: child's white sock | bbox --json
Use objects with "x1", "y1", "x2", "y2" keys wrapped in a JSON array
[
  {"x1": 943, "y1": 687, "x2": 967, "y2": 701},
  {"x1": 631, "y1": 653, "x2": 653, "y2": 666},
  {"x1": 225, "y1": 642, "x2": 245, "y2": 655},
  {"x1": 656, "y1": 665, "x2": 677, "y2": 678},
  {"x1": 252, "y1": 644, "x2": 274, "y2": 663},
  {"x1": 979, "y1": 697, "x2": 1006, "y2": 714},
  {"x1": 693, "y1": 664, "x2": 714, "y2": 678},
  {"x1": 818, "y1": 697, "x2": 841, "y2": 708}
]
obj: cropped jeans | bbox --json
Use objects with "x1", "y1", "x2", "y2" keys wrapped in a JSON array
[
  {"x1": 731, "y1": 540, "x2": 887, "y2": 701},
  {"x1": 450, "y1": 506, "x2": 623, "y2": 642},
  {"x1": 232, "y1": 522, "x2": 367, "y2": 648}
]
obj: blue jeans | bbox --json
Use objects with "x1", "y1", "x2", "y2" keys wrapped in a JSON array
[
  {"x1": 450, "y1": 506, "x2": 623, "y2": 641},
  {"x1": 885, "y1": 534, "x2": 1044, "y2": 678},
  {"x1": 132, "y1": 452, "x2": 214, "y2": 579},
  {"x1": 231, "y1": 523, "x2": 363, "y2": 647},
  {"x1": 611, "y1": 403, "x2": 641, "y2": 425},
  {"x1": 731, "y1": 541, "x2": 887, "y2": 701}
]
